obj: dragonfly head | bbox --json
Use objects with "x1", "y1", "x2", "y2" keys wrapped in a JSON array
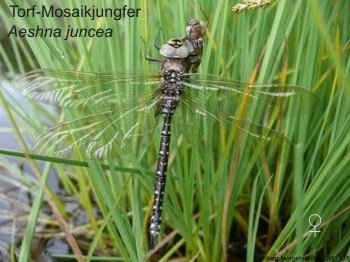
[{"x1": 186, "y1": 19, "x2": 206, "y2": 40}]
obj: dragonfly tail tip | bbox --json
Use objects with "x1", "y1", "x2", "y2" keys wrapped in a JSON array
[{"x1": 149, "y1": 235, "x2": 158, "y2": 249}]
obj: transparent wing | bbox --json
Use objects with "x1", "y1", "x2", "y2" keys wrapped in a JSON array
[
  {"x1": 186, "y1": 73, "x2": 317, "y2": 119},
  {"x1": 33, "y1": 92, "x2": 162, "y2": 159},
  {"x1": 14, "y1": 69, "x2": 160, "y2": 110},
  {"x1": 176, "y1": 73, "x2": 316, "y2": 149},
  {"x1": 179, "y1": 90, "x2": 288, "y2": 144},
  {"x1": 14, "y1": 69, "x2": 163, "y2": 158}
]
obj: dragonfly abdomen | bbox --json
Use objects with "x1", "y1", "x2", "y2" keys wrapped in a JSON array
[{"x1": 150, "y1": 113, "x2": 172, "y2": 249}]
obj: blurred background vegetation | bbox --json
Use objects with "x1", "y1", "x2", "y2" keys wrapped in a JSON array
[{"x1": 0, "y1": 0, "x2": 349, "y2": 261}]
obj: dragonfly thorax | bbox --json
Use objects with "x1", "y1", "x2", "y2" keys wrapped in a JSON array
[
  {"x1": 160, "y1": 38, "x2": 189, "y2": 58},
  {"x1": 157, "y1": 67, "x2": 185, "y2": 116},
  {"x1": 161, "y1": 68, "x2": 185, "y2": 96}
]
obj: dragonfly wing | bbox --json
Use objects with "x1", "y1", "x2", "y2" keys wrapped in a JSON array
[
  {"x1": 186, "y1": 73, "x2": 317, "y2": 119},
  {"x1": 179, "y1": 91, "x2": 289, "y2": 147},
  {"x1": 14, "y1": 69, "x2": 160, "y2": 110},
  {"x1": 33, "y1": 92, "x2": 162, "y2": 159},
  {"x1": 175, "y1": 74, "x2": 316, "y2": 152}
]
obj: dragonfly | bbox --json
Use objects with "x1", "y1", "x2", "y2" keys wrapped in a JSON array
[{"x1": 14, "y1": 19, "x2": 315, "y2": 249}]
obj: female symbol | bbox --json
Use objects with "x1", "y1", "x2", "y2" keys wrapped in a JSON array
[{"x1": 308, "y1": 214, "x2": 321, "y2": 237}]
